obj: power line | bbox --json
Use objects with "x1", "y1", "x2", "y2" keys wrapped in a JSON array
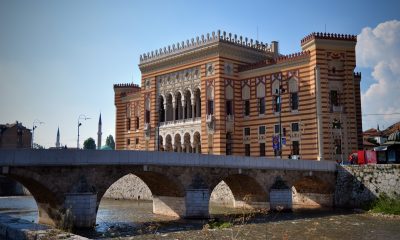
[{"x1": 362, "y1": 113, "x2": 400, "y2": 116}]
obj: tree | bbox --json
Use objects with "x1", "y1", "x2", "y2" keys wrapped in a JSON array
[
  {"x1": 32, "y1": 143, "x2": 45, "y2": 149},
  {"x1": 83, "y1": 137, "x2": 96, "y2": 149},
  {"x1": 105, "y1": 135, "x2": 115, "y2": 150}
]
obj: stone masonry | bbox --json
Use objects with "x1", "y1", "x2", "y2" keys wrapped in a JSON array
[{"x1": 335, "y1": 164, "x2": 400, "y2": 208}]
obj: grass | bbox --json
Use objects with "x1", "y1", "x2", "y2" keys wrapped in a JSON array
[
  {"x1": 206, "y1": 219, "x2": 233, "y2": 229},
  {"x1": 367, "y1": 194, "x2": 400, "y2": 215}
]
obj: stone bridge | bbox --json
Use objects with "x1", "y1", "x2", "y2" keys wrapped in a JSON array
[{"x1": 0, "y1": 149, "x2": 337, "y2": 228}]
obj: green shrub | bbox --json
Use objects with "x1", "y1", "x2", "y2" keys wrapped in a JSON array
[{"x1": 369, "y1": 194, "x2": 400, "y2": 215}]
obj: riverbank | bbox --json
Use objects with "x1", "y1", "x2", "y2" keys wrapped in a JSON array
[
  {"x1": 1, "y1": 197, "x2": 400, "y2": 239},
  {"x1": 77, "y1": 209, "x2": 400, "y2": 239},
  {"x1": 0, "y1": 214, "x2": 86, "y2": 240}
]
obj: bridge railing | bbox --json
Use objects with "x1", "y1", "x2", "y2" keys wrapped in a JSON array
[{"x1": 0, "y1": 149, "x2": 337, "y2": 172}]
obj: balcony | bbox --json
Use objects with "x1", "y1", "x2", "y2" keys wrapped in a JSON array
[
  {"x1": 159, "y1": 117, "x2": 201, "y2": 129},
  {"x1": 226, "y1": 115, "x2": 234, "y2": 132},
  {"x1": 332, "y1": 105, "x2": 343, "y2": 113},
  {"x1": 258, "y1": 134, "x2": 266, "y2": 142},
  {"x1": 290, "y1": 132, "x2": 301, "y2": 139},
  {"x1": 206, "y1": 114, "x2": 213, "y2": 123}
]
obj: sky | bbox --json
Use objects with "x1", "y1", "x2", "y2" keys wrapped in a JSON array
[{"x1": 0, "y1": 0, "x2": 399, "y2": 148}]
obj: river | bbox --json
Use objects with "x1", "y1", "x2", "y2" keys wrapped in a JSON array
[{"x1": 0, "y1": 196, "x2": 399, "y2": 239}]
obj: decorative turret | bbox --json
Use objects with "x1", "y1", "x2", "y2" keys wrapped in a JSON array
[{"x1": 97, "y1": 113, "x2": 102, "y2": 150}]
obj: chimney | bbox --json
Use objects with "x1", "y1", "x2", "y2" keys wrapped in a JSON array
[{"x1": 271, "y1": 41, "x2": 279, "y2": 56}]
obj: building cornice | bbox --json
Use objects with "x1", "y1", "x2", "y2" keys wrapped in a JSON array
[{"x1": 139, "y1": 31, "x2": 276, "y2": 74}]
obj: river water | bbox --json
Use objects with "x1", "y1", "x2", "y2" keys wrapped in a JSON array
[{"x1": 1, "y1": 196, "x2": 399, "y2": 239}]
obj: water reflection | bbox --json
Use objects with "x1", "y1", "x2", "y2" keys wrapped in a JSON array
[{"x1": 1, "y1": 196, "x2": 400, "y2": 239}]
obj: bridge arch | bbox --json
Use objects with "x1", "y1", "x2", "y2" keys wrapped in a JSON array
[
  {"x1": 97, "y1": 169, "x2": 185, "y2": 218},
  {"x1": 291, "y1": 175, "x2": 335, "y2": 208},
  {"x1": 2, "y1": 172, "x2": 62, "y2": 227},
  {"x1": 210, "y1": 174, "x2": 268, "y2": 210}
]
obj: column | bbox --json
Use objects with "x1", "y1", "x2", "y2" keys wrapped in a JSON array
[
  {"x1": 181, "y1": 99, "x2": 186, "y2": 120},
  {"x1": 163, "y1": 103, "x2": 167, "y2": 122},
  {"x1": 172, "y1": 100, "x2": 176, "y2": 122},
  {"x1": 192, "y1": 143, "x2": 197, "y2": 153},
  {"x1": 191, "y1": 97, "x2": 195, "y2": 121}
]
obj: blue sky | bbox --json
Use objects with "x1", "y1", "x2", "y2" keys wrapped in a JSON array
[{"x1": 1, "y1": 0, "x2": 399, "y2": 148}]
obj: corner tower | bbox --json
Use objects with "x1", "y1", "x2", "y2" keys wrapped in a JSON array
[{"x1": 301, "y1": 33, "x2": 361, "y2": 161}]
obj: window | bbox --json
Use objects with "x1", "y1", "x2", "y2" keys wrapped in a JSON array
[
  {"x1": 332, "y1": 119, "x2": 342, "y2": 129},
  {"x1": 135, "y1": 116, "x2": 139, "y2": 130},
  {"x1": 258, "y1": 97, "x2": 265, "y2": 114},
  {"x1": 334, "y1": 139, "x2": 342, "y2": 154},
  {"x1": 290, "y1": 92, "x2": 299, "y2": 111},
  {"x1": 292, "y1": 141, "x2": 299, "y2": 155},
  {"x1": 291, "y1": 123, "x2": 299, "y2": 132},
  {"x1": 259, "y1": 126, "x2": 266, "y2": 135},
  {"x1": 245, "y1": 144, "x2": 250, "y2": 156},
  {"x1": 226, "y1": 100, "x2": 233, "y2": 116},
  {"x1": 274, "y1": 124, "x2": 281, "y2": 134},
  {"x1": 135, "y1": 138, "x2": 139, "y2": 145},
  {"x1": 126, "y1": 118, "x2": 131, "y2": 131},
  {"x1": 226, "y1": 132, "x2": 233, "y2": 155},
  {"x1": 208, "y1": 100, "x2": 214, "y2": 115},
  {"x1": 127, "y1": 139, "x2": 130, "y2": 145},
  {"x1": 244, "y1": 100, "x2": 250, "y2": 117},
  {"x1": 274, "y1": 96, "x2": 281, "y2": 112},
  {"x1": 145, "y1": 110, "x2": 150, "y2": 124},
  {"x1": 244, "y1": 127, "x2": 251, "y2": 136},
  {"x1": 330, "y1": 90, "x2": 339, "y2": 106},
  {"x1": 259, "y1": 143, "x2": 265, "y2": 156}
]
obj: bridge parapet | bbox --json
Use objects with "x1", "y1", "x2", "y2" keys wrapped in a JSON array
[{"x1": 0, "y1": 149, "x2": 336, "y2": 172}]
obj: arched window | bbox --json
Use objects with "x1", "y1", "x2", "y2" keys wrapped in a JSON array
[
  {"x1": 225, "y1": 82, "x2": 234, "y2": 116},
  {"x1": 288, "y1": 77, "x2": 299, "y2": 111},
  {"x1": 145, "y1": 96, "x2": 150, "y2": 124}
]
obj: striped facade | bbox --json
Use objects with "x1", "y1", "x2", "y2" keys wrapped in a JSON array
[{"x1": 114, "y1": 31, "x2": 363, "y2": 161}]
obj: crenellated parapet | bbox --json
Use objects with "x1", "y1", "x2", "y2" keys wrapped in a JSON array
[
  {"x1": 238, "y1": 51, "x2": 310, "y2": 72},
  {"x1": 113, "y1": 83, "x2": 140, "y2": 89},
  {"x1": 301, "y1": 32, "x2": 357, "y2": 46},
  {"x1": 139, "y1": 30, "x2": 274, "y2": 64},
  {"x1": 275, "y1": 50, "x2": 311, "y2": 63},
  {"x1": 353, "y1": 72, "x2": 361, "y2": 78}
]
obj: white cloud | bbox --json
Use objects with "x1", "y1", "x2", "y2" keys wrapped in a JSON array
[{"x1": 357, "y1": 20, "x2": 400, "y2": 130}]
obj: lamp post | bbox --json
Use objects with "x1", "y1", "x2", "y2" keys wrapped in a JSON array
[
  {"x1": 275, "y1": 81, "x2": 285, "y2": 159},
  {"x1": 77, "y1": 114, "x2": 90, "y2": 149},
  {"x1": 31, "y1": 119, "x2": 44, "y2": 148}
]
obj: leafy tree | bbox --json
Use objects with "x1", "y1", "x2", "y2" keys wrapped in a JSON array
[
  {"x1": 83, "y1": 137, "x2": 96, "y2": 149},
  {"x1": 105, "y1": 135, "x2": 115, "y2": 150},
  {"x1": 32, "y1": 143, "x2": 45, "y2": 149}
]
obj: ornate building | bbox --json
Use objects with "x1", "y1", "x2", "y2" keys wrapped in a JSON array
[{"x1": 114, "y1": 31, "x2": 363, "y2": 161}]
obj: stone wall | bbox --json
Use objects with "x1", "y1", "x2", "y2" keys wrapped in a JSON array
[
  {"x1": 103, "y1": 174, "x2": 152, "y2": 200},
  {"x1": 103, "y1": 174, "x2": 235, "y2": 205},
  {"x1": 335, "y1": 164, "x2": 400, "y2": 208}
]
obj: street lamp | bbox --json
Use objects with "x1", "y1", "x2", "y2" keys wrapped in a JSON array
[
  {"x1": 31, "y1": 119, "x2": 44, "y2": 148},
  {"x1": 275, "y1": 81, "x2": 285, "y2": 159},
  {"x1": 77, "y1": 114, "x2": 90, "y2": 149}
]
